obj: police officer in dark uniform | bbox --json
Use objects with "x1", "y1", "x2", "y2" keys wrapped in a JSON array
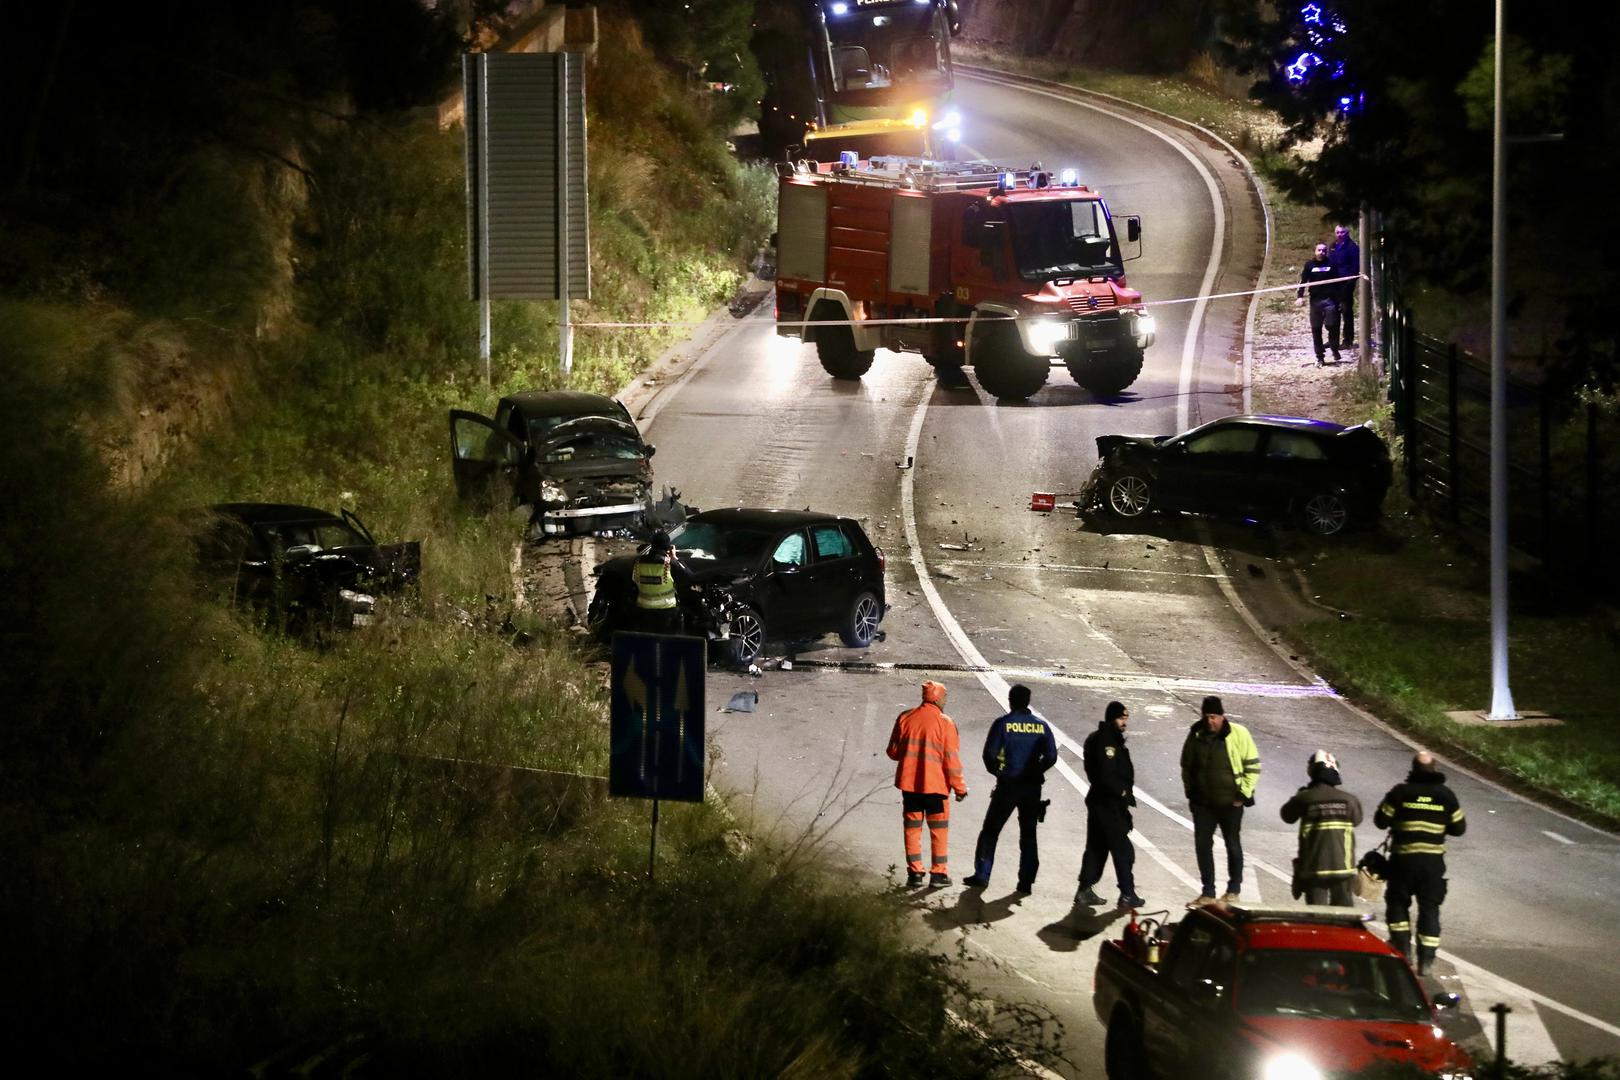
[
  {"x1": 1296, "y1": 242, "x2": 1343, "y2": 365},
  {"x1": 1076, "y1": 701, "x2": 1145, "y2": 908},
  {"x1": 963, "y1": 685, "x2": 1057, "y2": 894},
  {"x1": 1375, "y1": 750, "x2": 1467, "y2": 974}
]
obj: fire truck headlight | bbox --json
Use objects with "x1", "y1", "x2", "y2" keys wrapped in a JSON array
[
  {"x1": 909, "y1": 108, "x2": 928, "y2": 128},
  {"x1": 1026, "y1": 318, "x2": 1068, "y2": 356},
  {"x1": 1132, "y1": 313, "x2": 1157, "y2": 348},
  {"x1": 932, "y1": 110, "x2": 961, "y2": 130},
  {"x1": 830, "y1": 2, "x2": 849, "y2": 14},
  {"x1": 946, "y1": 127, "x2": 962, "y2": 143},
  {"x1": 1261, "y1": 1054, "x2": 1322, "y2": 1080}
]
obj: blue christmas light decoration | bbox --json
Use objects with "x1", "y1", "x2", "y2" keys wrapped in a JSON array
[
  {"x1": 1302, "y1": 3, "x2": 1323, "y2": 25},
  {"x1": 1285, "y1": 51, "x2": 1322, "y2": 84}
]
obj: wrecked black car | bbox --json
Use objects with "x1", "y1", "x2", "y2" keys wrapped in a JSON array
[
  {"x1": 588, "y1": 508, "x2": 888, "y2": 666},
  {"x1": 1078, "y1": 414, "x2": 1393, "y2": 536},
  {"x1": 449, "y1": 391, "x2": 655, "y2": 537},
  {"x1": 196, "y1": 503, "x2": 420, "y2": 631}
]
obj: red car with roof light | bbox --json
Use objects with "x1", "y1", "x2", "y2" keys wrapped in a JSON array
[{"x1": 1094, "y1": 903, "x2": 1474, "y2": 1080}]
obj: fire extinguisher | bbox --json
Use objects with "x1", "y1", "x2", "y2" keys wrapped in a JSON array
[
  {"x1": 1123, "y1": 911, "x2": 1146, "y2": 960},
  {"x1": 1142, "y1": 918, "x2": 1163, "y2": 966}
]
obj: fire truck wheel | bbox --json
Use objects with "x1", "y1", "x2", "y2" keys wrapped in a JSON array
[
  {"x1": 1068, "y1": 345, "x2": 1145, "y2": 396},
  {"x1": 971, "y1": 322, "x2": 1048, "y2": 400},
  {"x1": 816, "y1": 325, "x2": 876, "y2": 379}
]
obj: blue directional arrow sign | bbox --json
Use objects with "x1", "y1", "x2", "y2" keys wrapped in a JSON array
[{"x1": 609, "y1": 632, "x2": 706, "y2": 803}]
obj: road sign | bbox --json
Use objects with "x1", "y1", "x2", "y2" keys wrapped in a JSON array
[{"x1": 609, "y1": 632, "x2": 706, "y2": 804}]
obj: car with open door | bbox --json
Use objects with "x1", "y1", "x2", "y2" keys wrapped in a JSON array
[
  {"x1": 588, "y1": 508, "x2": 888, "y2": 666},
  {"x1": 1079, "y1": 415, "x2": 1393, "y2": 537},
  {"x1": 449, "y1": 390, "x2": 655, "y2": 537},
  {"x1": 195, "y1": 503, "x2": 420, "y2": 632}
]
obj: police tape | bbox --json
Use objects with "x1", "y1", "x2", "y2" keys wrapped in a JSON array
[{"x1": 560, "y1": 273, "x2": 1365, "y2": 330}]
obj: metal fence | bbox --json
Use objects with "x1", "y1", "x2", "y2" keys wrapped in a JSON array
[{"x1": 1382, "y1": 303, "x2": 1618, "y2": 597}]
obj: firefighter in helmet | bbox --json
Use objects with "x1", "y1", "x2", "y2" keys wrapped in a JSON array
[{"x1": 633, "y1": 529, "x2": 681, "y2": 634}]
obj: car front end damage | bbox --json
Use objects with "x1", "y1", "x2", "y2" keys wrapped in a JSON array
[{"x1": 535, "y1": 475, "x2": 650, "y2": 537}]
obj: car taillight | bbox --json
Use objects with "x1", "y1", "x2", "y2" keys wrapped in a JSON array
[{"x1": 876, "y1": 546, "x2": 886, "y2": 573}]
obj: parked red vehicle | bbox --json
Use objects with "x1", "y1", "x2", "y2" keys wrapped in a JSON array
[{"x1": 1093, "y1": 903, "x2": 1474, "y2": 1080}]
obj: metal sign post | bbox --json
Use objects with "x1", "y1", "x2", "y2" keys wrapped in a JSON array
[
  {"x1": 463, "y1": 52, "x2": 590, "y2": 384},
  {"x1": 609, "y1": 633, "x2": 706, "y2": 879},
  {"x1": 1487, "y1": 0, "x2": 1518, "y2": 720}
]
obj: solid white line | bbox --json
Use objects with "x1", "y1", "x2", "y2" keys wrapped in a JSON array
[
  {"x1": 1541, "y1": 830, "x2": 1575, "y2": 845},
  {"x1": 959, "y1": 70, "x2": 1225, "y2": 433}
]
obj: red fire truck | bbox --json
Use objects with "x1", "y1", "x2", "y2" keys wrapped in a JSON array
[{"x1": 774, "y1": 156, "x2": 1155, "y2": 399}]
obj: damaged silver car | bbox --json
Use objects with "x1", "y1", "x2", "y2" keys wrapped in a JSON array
[{"x1": 449, "y1": 391, "x2": 656, "y2": 537}]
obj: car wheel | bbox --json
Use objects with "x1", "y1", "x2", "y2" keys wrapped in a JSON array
[
  {"x1": 1105, "y1": 1009, "x2": 1148, "y2": 1080},
  {"x1": 1107, "y1": 472, "x2": 1154, "y2": 519},
  {"x1": 1301, "y1": 491, "x2": 1350, "y2": 536},
  {"x1": 726, "y1": 605, "x2": 766, "y2": 667},
  {"x1": 970, "y1": 318, "x2": 1048, "y2": 400},
  {"x1": 840, "y1": 591, "x2": 882, "y2": 647},
  {"x1": 813, "y1": 304, "x2": 876, "y2": 380}
]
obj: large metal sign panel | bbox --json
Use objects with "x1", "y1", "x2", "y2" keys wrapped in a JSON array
[
  {"x1": 464, "y1": 52, "x2": 590, "y2": 301},
  {"x1": 609, "y1": 633, "x2": 706, "y2": 803}
]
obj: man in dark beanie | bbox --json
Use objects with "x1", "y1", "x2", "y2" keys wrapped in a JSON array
[
  {"x1": 1376, "y1": 750, "x2": 1466, "y2": 974},
  {"x1": 1281, "y1": 750, "x2": 1363, "y2": 906},
  {"x1": 1075, "y1": 701, "x2": 1143, "y2": 909},
  {"x1": 1180, "y1": 695, "x2": 1261, "y2": 906}
]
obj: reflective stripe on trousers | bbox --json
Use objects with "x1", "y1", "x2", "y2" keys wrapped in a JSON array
[{"x1": 903, "y1": 801, "x2": 950, "y2": 874}]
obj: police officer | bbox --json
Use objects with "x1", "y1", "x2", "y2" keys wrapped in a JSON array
[
  {"x1": 1076, "y1": 701, "x2": 1144, "y2": 909},
  {"x1": 633, "y1": 530, "x2": 681, "y2": 634},
  {"x1": 1375, "y1": 750, "x2": 1467, "y2": 974},
  {"x1": 962, "y1": 685, "x2": 1056, "y2": 894},
  {"x1": 1296, "y1": 242, "x2": 1342, "y2": 365},
  {"x1": 1281, "y1": 749, "x2": 1363, "y2": 907}
]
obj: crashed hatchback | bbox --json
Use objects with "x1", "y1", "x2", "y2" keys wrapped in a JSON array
[
  {"x1": 195, "y1": 503, "x2": 420, "y2": 632},
  {"x1": 449, "y1": 391, "x2": 655, "y2": 536}
]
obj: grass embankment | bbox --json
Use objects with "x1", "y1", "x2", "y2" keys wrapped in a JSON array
[
  {"x1": 0, "y1": 17, "x2": 1057, "y2": 1074},
  {"x1": 955, "y1": 47, "x2": 1620, "y2": 827}
]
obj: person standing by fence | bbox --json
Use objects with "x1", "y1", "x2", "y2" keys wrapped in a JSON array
[{"x1": 1328, "y1": 224, "x2": 1362, "y2": 347}]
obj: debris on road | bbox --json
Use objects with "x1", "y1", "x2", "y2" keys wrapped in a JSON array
[{"x1": 723, "y1": 690, "x2": 759, "y2": 713}]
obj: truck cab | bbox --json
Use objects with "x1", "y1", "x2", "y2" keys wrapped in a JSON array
[{"x1": 1093, "y1": 904, "x2": 1473, "y2": 1080}]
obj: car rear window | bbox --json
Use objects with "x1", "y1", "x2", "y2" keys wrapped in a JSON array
[
  {"x1": 1264, "y1": 431, "x2": 1327, "y2": 460},
  {"x1": 1236, "y1": 950, "x2": 1428, "y2": 1023},
  {"x1": 812, "y1": 525, "x2": 854, "y2": 560}
]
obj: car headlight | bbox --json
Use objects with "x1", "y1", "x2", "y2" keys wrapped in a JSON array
[
  {"x1": 540, "y1": 482, "x2": 567, "y2": 504},
  {"x1": 1026, "y1": 318, "x2": 1069, "y2": 356},
  {"x1": 1261, "y1": 1054, "x2": 1322, "y2": 1080}
]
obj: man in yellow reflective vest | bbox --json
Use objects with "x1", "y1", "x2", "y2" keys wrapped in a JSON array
[
  {"x1": 633, "y1": 530, "x2": 682, "y2": 634},
  {"x1": 1180, "y1": 695, "x2": 1262, "y2": 907},
  {"x1": 1375, "y1": 750, "x2": 1466, "y2": 975},
  {"x1": 1281, "y1": 749, "x2": 1363, "y2": 907}
]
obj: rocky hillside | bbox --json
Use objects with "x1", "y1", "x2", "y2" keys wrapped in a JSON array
[{"x1": 958, "y1": 0, "x2": 1217, "y2": 73}]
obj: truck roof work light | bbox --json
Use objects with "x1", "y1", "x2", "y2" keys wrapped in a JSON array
[{"x1": 1060, "y1": 168, "x2": 1079, "y2": 186}]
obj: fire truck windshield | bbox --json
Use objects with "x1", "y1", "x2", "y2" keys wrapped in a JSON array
[
  {"x1": 1008, "y1": 200, "x2": 1121, "y2": 281},
  {"x1": 822, "y1": 4, "x2": 951, "y2": 99}
]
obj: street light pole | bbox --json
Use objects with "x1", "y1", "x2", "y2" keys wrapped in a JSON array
[{"x1": 1488, "y1": 0, "x2": 1518, "y2": 720}]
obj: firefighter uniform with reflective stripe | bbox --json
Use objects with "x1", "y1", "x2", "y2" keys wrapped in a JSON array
[
  {"x1": 887, "y1": 681, "x2": 968, "y2": 879},
  {"x1": 1375, "y1": 765, "x2": 1466, "y2": 968},
  {"x1": 1281, "y1": 772, "x2": 1363, "y2": 907}
]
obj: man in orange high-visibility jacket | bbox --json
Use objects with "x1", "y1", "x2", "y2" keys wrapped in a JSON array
[{"x1": 887, "y1": 681, "x2": 969, "y2": 887}]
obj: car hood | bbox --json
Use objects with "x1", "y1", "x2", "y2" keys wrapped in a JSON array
[
  {"x1": 1240, "y1": 1016, "x2": 1467, "y2": 1074},
  {"x1": 1095, "y1": 433, "x2": 1170, "y2": 457}
]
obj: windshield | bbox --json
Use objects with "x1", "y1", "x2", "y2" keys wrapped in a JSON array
[
  {"x1": 670, "y1": 522, "x2": 776, "y2": 562},
  {"x1": 1008, "y1": 199, "x2": 1120, "y2": 281},
  {"x1": 823, "y1": 6, "x2": 950, "y2": 96},
  {"x1": 1238, "y1": 950, "x2": 1429, "y2": 1023},
  {"x1": 537, "y1": 429, "x2": 645, "y2": 463}
]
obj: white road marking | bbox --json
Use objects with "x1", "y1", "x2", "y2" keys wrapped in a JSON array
[
  {"x1": 1542, "y1": 830, "x2": 1575, "y2": 845},
  {"x1": 960, "y1": 71, "x2": 1225, "y2": 434}
]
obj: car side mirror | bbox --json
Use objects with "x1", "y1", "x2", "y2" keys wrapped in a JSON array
[
  {"x1": 1432, "y1": 992, "x2": 1461, "y2": 1010},
  {"x1": 644, "y1": 445, "x2": 657, "y2": 458},
  {"x1": 1126, "y1": 216, "x2": 1141, "y2": 243},
  {"x1": 282, "y1": 544, "x2": 319, "y2": 561},
  {"x1": 774, "y1": 561, "x2": 801, "y2": 573}
]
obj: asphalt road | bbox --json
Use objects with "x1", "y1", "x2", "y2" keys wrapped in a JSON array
[{"x1": 612, "y1": 71, "x2": 1620, "y2": 1075}]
